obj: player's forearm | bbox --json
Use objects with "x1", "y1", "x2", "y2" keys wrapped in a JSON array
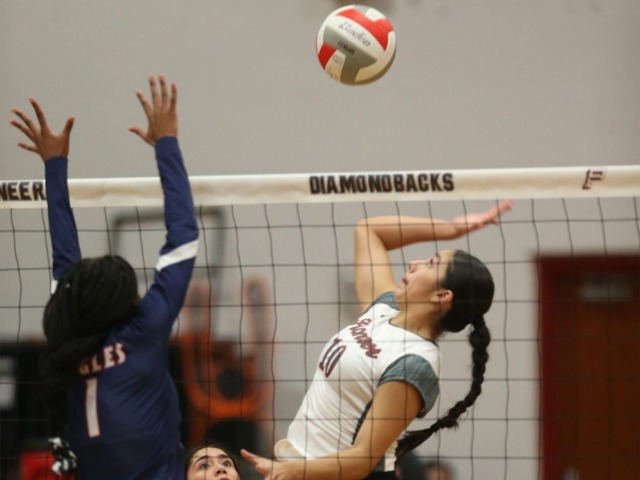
[
  {"x1": 155, "y1": 137, "x2": 198, "y2": 246},
  {"x1": 45, "y1": 156, "x2": 81, "y2": 280},
  {"x1": 357, "y1": 215, "x2": 463, "y2": 251},
  {"x1": 281, "y1": 451, "x2": 375, "y2": 480}
]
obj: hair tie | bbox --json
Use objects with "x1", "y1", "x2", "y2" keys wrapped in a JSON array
[
  {"x1": 49, "y1": 437, "x2": 78, "y2": 475},
  {"x1": 472, "y1": 316, "x2": 486, "y2": 329}
]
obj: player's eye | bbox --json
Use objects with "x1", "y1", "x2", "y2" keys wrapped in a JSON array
[
  {"x1": 222, "y1": 460, "x2": 233, "y2": 467},
  {"x1": 198, "y1": 462, "x2": 210, "y2": 470}
]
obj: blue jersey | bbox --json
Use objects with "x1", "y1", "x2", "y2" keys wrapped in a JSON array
[{"x1": 45, "y1": 137, "x2": 198, "y2": 480}]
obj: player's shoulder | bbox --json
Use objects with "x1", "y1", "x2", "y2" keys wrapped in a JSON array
[{"x1": 362, "y1": 291, "x2": 398, "y2": 313}]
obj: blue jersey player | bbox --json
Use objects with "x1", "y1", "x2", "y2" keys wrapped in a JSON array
[{"x1": 11, "y1": 75, "x2": 199, "y2": 479}]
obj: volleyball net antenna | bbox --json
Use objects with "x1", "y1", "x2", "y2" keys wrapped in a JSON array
[{"x1": 1, "y1": 165, "x2": 639, "y2": 479}]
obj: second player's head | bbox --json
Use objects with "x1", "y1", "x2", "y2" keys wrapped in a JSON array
[{"x1": 44, "y1": 255, "x2": 139, "y2": 342}]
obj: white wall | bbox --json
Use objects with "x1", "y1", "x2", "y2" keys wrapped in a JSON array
[{"x1": 1, "y1": 0, "x2": 638, "y2": 182}]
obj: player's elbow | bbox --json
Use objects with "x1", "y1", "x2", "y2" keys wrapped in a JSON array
[
  {"x1": 354, "y1": 219, "x2": 373, "y2": 242},
  {"x1": 187, "y1": 225, "x2": 199, "y2": 243},
  {"x1": 339, "y1": 446, "x2": 385, "y2": 480},
  {"x1": 180, "y1": 216, "x2": 200, "y2": 243},
  {"x1": 338, "y1": 460, "x2": 376, "y2": 480}
]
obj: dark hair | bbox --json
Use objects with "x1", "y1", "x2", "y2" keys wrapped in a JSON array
[
  {"x1": 184, "y1": 442, "x2": 242, "y2": 476},
  {"x1": 39, "y1": 255, "x2": 138, "y2": 439},
  {"x1": 396, "y1": 250, "x2": 493, "y2": 458}
]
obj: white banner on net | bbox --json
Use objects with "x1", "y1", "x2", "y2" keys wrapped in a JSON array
[{"x1": 1, "y1": 165, "x2": 639, "y2": 209}]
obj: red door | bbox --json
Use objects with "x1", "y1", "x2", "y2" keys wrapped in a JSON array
[{"x1": 540, "y1": 256, "x2": 639, "y2": 480}]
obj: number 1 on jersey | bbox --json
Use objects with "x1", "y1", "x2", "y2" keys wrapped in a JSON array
[{"x1": 85, "y1": 377, "x2": 101, "y2": 438}]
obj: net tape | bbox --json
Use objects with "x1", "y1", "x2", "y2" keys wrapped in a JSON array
[{"x1": 2, "y1": 165, "x2": 639, "y2": 209}]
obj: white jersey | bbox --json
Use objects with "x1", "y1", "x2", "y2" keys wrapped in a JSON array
[{"x1": 285, "y1": 292, "x2": 441, "y2": 473}]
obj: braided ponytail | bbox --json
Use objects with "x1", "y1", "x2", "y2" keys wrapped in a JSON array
[
  {"x1": 396, "y1": 319, "x2": 490, "y2": 457},
  {"x1": 396, "y1": 250, "x2": 494, "y2": 458},
  {"x1": 39, "y1": 255, "x2": 138, "y2": 473}
]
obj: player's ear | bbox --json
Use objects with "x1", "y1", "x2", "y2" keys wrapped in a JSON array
[{"x1": 431, "y1": 289, "x2": 453, "y2": 305}]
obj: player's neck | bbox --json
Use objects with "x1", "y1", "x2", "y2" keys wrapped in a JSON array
[{"x1": 392, "y1": 309, "x2": 439, "y2": 341}]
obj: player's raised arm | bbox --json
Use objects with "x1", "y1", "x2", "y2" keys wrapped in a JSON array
[
  {"x1": 129, "y1": 75, "x2": 198, "y2": 332},
  {"x1": 20, "y1": 77, "x2": 197, "y2": 479},
  {"x1": 354, "y1": 200, "x2": 513, "y2": 311},
  {"x1": 10, "y1": 99, "x2": 80, "y2": 283}
]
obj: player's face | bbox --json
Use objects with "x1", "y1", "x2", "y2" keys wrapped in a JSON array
[
  {"x1": 398, "y1": 249, "x2": 454, "y2": 303},
  {"x1": 187, "y1": 447, "x2": 239, "y2": 480}
]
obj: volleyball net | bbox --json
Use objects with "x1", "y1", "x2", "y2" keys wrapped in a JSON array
[{"x1": 1, "y1": 165, "x2": 638, "y2": 479}]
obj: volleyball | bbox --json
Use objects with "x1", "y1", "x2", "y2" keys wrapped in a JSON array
[{"x1": 316, "y1": 5, "x2": 396, "y2": 86}]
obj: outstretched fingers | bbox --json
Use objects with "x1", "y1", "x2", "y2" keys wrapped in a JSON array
[
  {"x1": 10, "y1": 99, "x2": 75, "y2": 161},
  {"x1": 135, "y1": 89, "x2": 153, "y2": 120},
  {"x1": 149, "y1": 75, "x2": 160, "y2": 110},
  {"x1": 15, "y1": 142, "x2": 38, "y2": 154},
  {"x1": 451, "y1": 199, "x2": 513, "y2": 233},
  {"x1": 62, "y1": 116, "x2": 75, "y2": 135},
  {"x1": 485, "y1": 199, "x2": 514, "y2": 225},
  {"x1": 129, "y1": 88, "x2": 154, "y2": 146},
  {"x1": 30, "y1": 98, "x2": 50, "y2": 132},
  {"x1": 158, "y1": 75, "x2": 177, "y2": 114},
  {"x1": 130, "y1": 74, "x2": 178, "y2": 146},
  {"x1": 61, "y1": 116, "x2": 76, "y2": 155},
  {"x1": 497, "y1": 199, "x2": 514, "y2": 215},
  {"x1": 10, "y1": 108, "x2": 37, "y2": 139},
  {"x1": 128, "y1": 126, "x2": 145, "y2": 139},
  {"x1": 158, "y1": 75, "x2": 169, "y2": 110},
  {"x1": 10, "y1": 118, "x2": 34, "y2": 142},
  {"x1": 169, "y1": 82, "x2": 177, "y2": 114},
  {"x1": 10, "y1": 107, "x2": 38, "y2": 153}
]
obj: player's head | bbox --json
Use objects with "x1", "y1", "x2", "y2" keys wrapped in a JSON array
[
  {"x1": 439, "y1": 249, "x2": 495, "y2": 333},
  {"x1": 43, "y1": 255, "x2": 139, "y2": 341},
  {"x1": 39, "y1": 255, "x2": 138, "y2": 437},
  {"x1": 398, "y1": 250, "x2": 493, "y2": 329},
  {"x1": 395, "y1": 249, "x2": 493, "y2": 458},
  {"x1": 185, "y1": 443, "x2": 241, "y2": 480}
]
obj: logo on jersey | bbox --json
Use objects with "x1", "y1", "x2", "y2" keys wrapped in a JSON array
[
  {"x1": 349, "y1": 318, "x2": 381, "y2": 359},
  {"x1": 78, "y1": 342, "x2": 126, "y2": 375}
]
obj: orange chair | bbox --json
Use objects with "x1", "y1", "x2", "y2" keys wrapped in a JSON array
[{"x1": 176, "y1": 277, "x2": 274, "y2": 449}]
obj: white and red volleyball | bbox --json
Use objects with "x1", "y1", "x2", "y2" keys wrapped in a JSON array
[{"x1": 316, "y1": 5, "x2": 396, "y2": 86}]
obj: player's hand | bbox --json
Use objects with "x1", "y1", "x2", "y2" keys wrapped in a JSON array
[
  {"x1": 10, "y1": 98, "x2": 75, "y2": 163},
  {"x1": 241, "y1": 449, "x2": 284, "y2": 480},
  {"x1": 129, "y1": 74, "x2": 178, "y2": 146},
  {"x1": 451, "y1": 199, "x2": 513, "y2": 233}
]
